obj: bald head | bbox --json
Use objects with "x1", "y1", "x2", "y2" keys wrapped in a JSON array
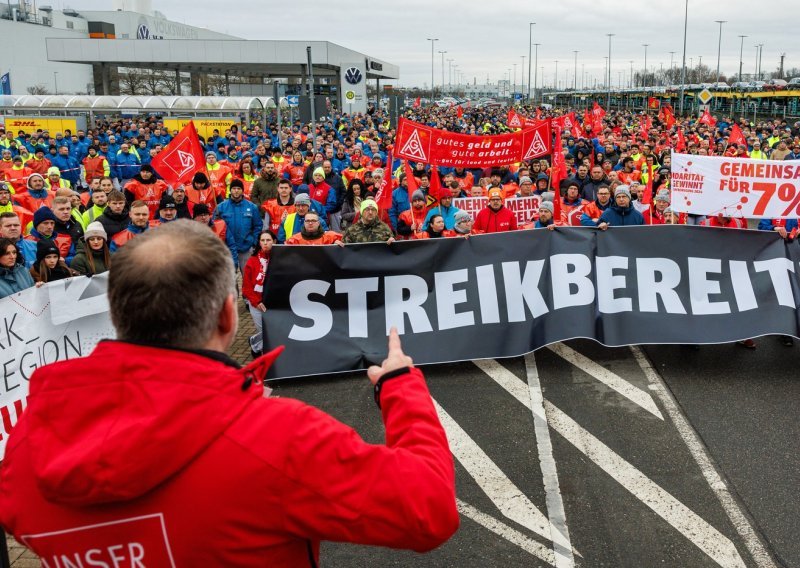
[{"x1": 108, "y1": 220, "x2": 236, "y2": 349}]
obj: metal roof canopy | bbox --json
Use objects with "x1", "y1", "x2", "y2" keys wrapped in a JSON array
[
  {"x1": 0, "y1": 94, "x2": 284, "y2": 111},
  {"x1": 45, "y1": 38, "x2": 399, "y2": 80}
]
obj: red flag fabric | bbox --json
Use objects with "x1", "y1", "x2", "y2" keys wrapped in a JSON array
[
  {"x1": 413, "y1": 97, "x2": 421, "y2": 109},
  {"x1": 150, "y1": 121, "x2": 205, "y2": 188},
  {"x1": 550, "y1": 125, "x2": 567, "y2": 221},
  {"x1": 507, "y1": 108, "x2": 523, "y2": 129},
  {"x1": 728, "y1": 123, "x2": 747, "y2": 147},
  {"x1": 591, "y1": 102, "x2": 605, "y2": 134},
  {"x1": 663, "y1": 106, "x2": 676, "y2": 129},
  {"x1": 642, "y1": 168, "x2": 654, "y2": 205},
  {"x1": 699, "y1": 108, "x2": 717, "y2": 128},
  {"x1": 648, "y1": 97, "x2": 661, "y2": 110},
  {"x1": 403, "y1": 160, "x2": 419, "y2": 193},
  {"x1": 428, "y1": 166, "x2": 443, "y2": 201},
  {"x1": 535, "y1": 108, "x2": 542, "y2": 120},
  {"x1": 676, "y1": 129, "x2": 687, "y2": 152},
  {"x1": 457, "y1": 106, "x2": 463, "y2": 119},
  {"x1": 375, "y1": 152, "x2": 394, "y2": 210}
]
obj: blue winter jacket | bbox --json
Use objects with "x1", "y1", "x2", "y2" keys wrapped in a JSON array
[
  {"x1": 214, "y1": 198, "x2": 263, "y2": 264},
  {"x1": 50, "y1": 154, "x2": 81, "y2": 186},
  {"x1": 0, "y1": 263, "x2": 35, "y2": 299},
  {"x1": 389, "y1": 187, "x2": 411, "y2": 230},
  {"x1": 758, "y1": 219, "x2": 799, "y2": 232},
  {"x1": 112, "y1": 151, "x2": 141, "y2": 180},
  {"x1": 598, "y1": 204, "x2": 645, "y2": 226},
  {"x1": 423, "y1": 204, "x2": 463, "y2": 231}
]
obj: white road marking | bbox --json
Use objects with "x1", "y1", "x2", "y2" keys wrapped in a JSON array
[
  {"x1": 432, "y1": 398, "x2": 552, "y2": 543},
  {"x1": 525, "y1": 353, "x2": 577, "y2": 568},
  {"x1": 547, "y1": 343, "x2": 664, "y2": 420},
  {"x1": 457, "y1": 499, "x2": 556, "y2": 566},
  {"x1": 630, "y1": 346, "x2": 778, "y2": 568},
  {"x1": 476, "y1": 360, "x2": 747, "y2": 568}
]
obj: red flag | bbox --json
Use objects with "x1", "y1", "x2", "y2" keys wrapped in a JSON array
[
  {"x1": 663, "y1": 106, "x2": 676, "y2": 129},
  {"x1": 642, "y1": 167, "x2": 654, "y2": 205},
  {"x1": 507, "y1": 108, "x2": 523, "y2": 129},
  {"x1": 457, "y1": 106, "x2": 463, "y2": 119},
  {"x1": 150, "y1": 121, "x2": 205, "y2": 187},
  {"x1": 535, "y1": 108, "x2": 542, "y2": 120},
  {"x1": 676, "y1": 129, "x2": 687, "y2": 152},
  {"x1": 550, "y1": 125, "x2": 567, "y2": 221},
  {"x1": 728, "y1": 123, "x2": 747, "y2": 147},
  {"x1": 403, "y1": 160, "x2": 419, "y2": 193},
  {"x1": 428, "y1": 166, "x2": 443, "y2": 201},
  {"x1": 375, "y1": 152, "x2": 394, "y2": 210},
  {"x1": 647, "y1": 97, "x2": 661, "y2": 110},
  {"x1": 699, "y1": 108, "x2": 717, "y2": 128},
  {"x1": 413, "y1": 97, "x2": 421, "y2": 109},
  {"x1": 591, "y1": 102, "x2": 605, "y2": 134}
]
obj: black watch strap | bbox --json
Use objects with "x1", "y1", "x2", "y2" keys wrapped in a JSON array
[{"x1": 373, "y1": 367, "x2": 410, "y2": 409}]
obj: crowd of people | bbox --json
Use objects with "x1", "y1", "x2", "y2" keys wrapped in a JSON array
[{"x1": 2, "y1": 102, "x2": 799, "y2": 349}]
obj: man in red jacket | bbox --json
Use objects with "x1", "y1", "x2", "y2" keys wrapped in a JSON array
[
  {"x1": 474, "y1": 188, "x2": 518, "y2": 233},
  {"x1": 0, "y1": 220, "x2": 458, "y2": 566}
]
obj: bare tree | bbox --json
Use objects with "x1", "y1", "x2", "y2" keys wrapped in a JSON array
[
  {"x1": 119, "y1": 68, "x2": 147, "y2": 95},
  {"x1": 26, "y1": 84, "x2": 50, "y2": 95}
]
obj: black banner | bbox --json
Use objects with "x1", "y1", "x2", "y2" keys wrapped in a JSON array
[{"x1": 263, "y1": 226, "x2": 800, "y2": 379}]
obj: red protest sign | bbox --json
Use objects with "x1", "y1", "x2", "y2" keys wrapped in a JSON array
[
  {"x1": 151, "y1": 121, "x2": 205, "y2": 187},
  {"x1": 394, "y1": 117, "x2": 551, "y2": 167}
]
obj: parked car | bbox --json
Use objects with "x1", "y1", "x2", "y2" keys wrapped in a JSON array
[
  {"x1": 764, "y1": 79, "x2": 788, "y2": 91},
  {"x1": 786, "y1": 78, "x2": 800, "y2": 89},
  {"x1": 746, "y1": 80, "x2": 766, "y2": 91},
  {"x1": 710, "y1": 82, "x2": 731, "y2": 91},
  {"x1": 731, "y1": 81, "x2": 750, "y2": 90}
]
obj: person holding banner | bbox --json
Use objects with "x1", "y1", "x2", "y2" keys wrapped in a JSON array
[
  {"x1": 422, "y1": 192, "x2": 462, "y2": 231},
  {"x1": 341, "y1": 198, "x2": 394, "y2": 244},
  {"x1": 285, "y1": 212, "x2": 342, "y2": 245},
  {"x1": 474, "y1": 188, "x2": 518, "y2": 233},
  {"x1": 242, "y1": 229, "x2": 275, "y2": 357},
  {"x1": 0, "y1": 220, "x2": 459, "y2": 565},
  {"x1": 596, "y1": 185, "x2": 645, "y2": 229}
]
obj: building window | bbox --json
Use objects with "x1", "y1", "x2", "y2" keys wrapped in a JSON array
[{"x1": 66, "y1": 21, "x2": 74, "y2": 29}]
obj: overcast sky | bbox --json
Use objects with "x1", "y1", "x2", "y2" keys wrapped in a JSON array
[{"x1": 72, "y1": 0, "x2": 797, "y2": 88}]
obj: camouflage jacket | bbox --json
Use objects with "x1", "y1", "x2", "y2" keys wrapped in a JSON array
[{"x1": 342, "y1": 218, "x2": 394, "y2": 243}]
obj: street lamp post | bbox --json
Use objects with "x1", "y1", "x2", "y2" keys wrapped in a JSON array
[
  {"x1": 642, "y1": 44, "x2": 649, "y2": 87},
  {"x1": 528, "y1": 22, "x2": 535, "y2": 102},
  {"x1": 53, "y1": 71, "x2": 58, "y2": 95},
  {"x1": 554, "y1": 61, "x2": 558, "y2": 91},
  {"x1": 757, "y1": 44, "x2": 764, "y2": 81},
  {"x1": 607, "y1": 34, "x2": 615, "y2": 108},
  {"x1": 738, "y1": 35, "x2": 747, "y2": 80},
  {"x1": 438, "y1": 50, "x2": 447, "y2": 96},
  {"x1": 427, "y1": 38, "x2": 438, "y2": 99},
  {"x1": 447, "y1": 58, "x2": 454, "y2": 92},
  {"x1": 715, "y1": 20, "x2": 727, "y2": 84},
  {"x1": 533, "y1": 43, "x2": 540, "y2": 104},
  {"x1": 513, "y1": 63, "x2": 517, "y2": 96},
  {"x1": 573, "y1": 50, "x2": 578, "y2": 91},
  {"x1": 630, "y1": 60, "x2": 634, "y2": 88},
  {"x1": 521, "y1": 56, "x2": 526, "y2": 101},
  {"x1": 679, "y1": 0, "x2": 689, "y2": 116}
]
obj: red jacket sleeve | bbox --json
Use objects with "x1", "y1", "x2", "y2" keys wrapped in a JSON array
[
  {"x1": 249, "y1": 367, "x2": 459, "y2": 552},
  {"x1": 507, "y1": 208, "x2": 518, "y2": 230},
  {"x1": 241, "y1": 256, "x2": 262, "y2": 307},
  {"x1": 473, "y1": 209, "x2": 488, "y2": 232}
]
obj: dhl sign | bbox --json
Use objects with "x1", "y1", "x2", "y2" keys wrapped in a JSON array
[
  {"x1": 163, "y1": 119, "x2": 240, "y2": 140},
  {"x1": 1, "y1": 117, "x2": 84, "y2": 135}
]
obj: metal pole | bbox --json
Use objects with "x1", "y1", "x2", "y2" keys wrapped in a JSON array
[
  {"x1": 554, "y1": 61, "x2": 558, "y2": 91},
  {"x1": 521, "y1": 55, "x2": 526, "y2": 101},
  {"x1": 438, "y1": 50, "x2": 447, "y2": 98},
  {"x1": 306, "y1": 46, "x2": 316, "y2": 150},
  {"x1": 630, "y1": 60, "x2": 634, "y2": 87},
  {"x1": 528, "y1": 22, "x2": 535, "y2": 102},
  {"x1": 607, "y1": 34, "x2": 614, "y2": 108},
  {"x1": 513, "y1": 63, "x2": 517, "y2": 97},
  {"x1": 738, "y1": 35, "x2": 747, "y2": 80},
  {"x1": 534, "y1": 43, "x2": 540, "y2": 104},
  {"x1": 642, "y1": 44, "x2": 649, "y2": 87},
  {"x1": 427, "y1": 38, "x2": 438, "y2": 99},
  {"x1": 447, "y1": 58, "x2": 454, "y2": 92},
  {"x1": 758, "y1": 44, "x2": 764, "y2": 81},
  {"x1": 53, "y1": 71, "x2": 58, "y2": 95},
  {"x1": 679, "y1": 0, "x2": 688, "y2": 116},
  {"x1": 573, "y1": 50, "x2": 578, "y2": 91},
  {"x1": 715, "y1": 21, "x2": 726, "y2": 84}
]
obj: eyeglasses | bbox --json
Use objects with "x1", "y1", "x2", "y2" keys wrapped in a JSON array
[{"x1": 304, "y1": 219, "x2": 320, "y2": 224}]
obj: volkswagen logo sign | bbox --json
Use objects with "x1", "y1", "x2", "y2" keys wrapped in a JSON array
[
  {"x1": 344, "y1": 67, "x2": 363, "y2": 85},
  {"x1": 137, "y1": 24, "x2": 151, "y2": 39}
]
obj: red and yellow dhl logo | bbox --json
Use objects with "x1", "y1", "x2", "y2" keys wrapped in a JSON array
[{"x1": 8, "y1": 121, "x2": 37, "y2": 127}]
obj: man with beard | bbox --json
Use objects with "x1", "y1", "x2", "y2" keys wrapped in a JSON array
[
  {"x1": 171, "y1": 185, "x2": 193, "y2": 219},
  {"x1": 341, "y1": 199, "x2": 395, "y2": 244},
  {"x1": 285, "y1": 212, "x2": 342, "y2": 245},
  {"x1": 396, "y1": 190, "x2": 429, "y2": 240},
  {"x1": 124, "y1": 164, "x2": 168, "y2": 219},
  {"x1": 581, "y1": 166, "x2": 609, "y2": 201},
  {"x1": 580, "y1": 185, "x2": 613, "y2": 226},
  {"x1": 474, "y1": 188, "x2": 518, "y2": 233},
  {"x1": 251, "y1": 161, "x2": 279, "y2": 211}
]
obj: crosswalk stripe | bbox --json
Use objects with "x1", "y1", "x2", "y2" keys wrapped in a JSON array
[
  {"x1": 547, "y1": 343, "x2": 664, "y2": 420},
  {"x1": 432, "y1": 398, "x2": 553, "y2": 543}
]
